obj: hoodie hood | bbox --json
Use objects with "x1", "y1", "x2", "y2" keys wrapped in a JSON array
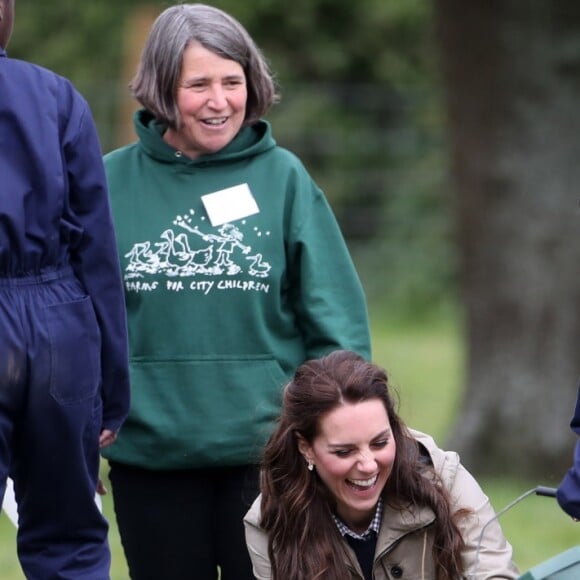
[{"x1": 134, "y1": 108, "x2": 277, "y2": 166}]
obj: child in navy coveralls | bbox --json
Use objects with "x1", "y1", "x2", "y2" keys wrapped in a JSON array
[{"x1": 0, "y1": 0, "x2": 130, "y2": 577}]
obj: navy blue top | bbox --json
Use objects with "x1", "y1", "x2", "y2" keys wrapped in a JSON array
[
  {"x1": 557, "y1": 384, "x2": 580, "y2": 519},
  {"x1": 0, "y1": 48, "x2": 130, "y2": 431}
]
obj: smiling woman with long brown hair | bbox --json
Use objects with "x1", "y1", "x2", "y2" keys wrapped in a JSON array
[{"x1": 245, "y1": 350, "x2": 518, "y2": 580}]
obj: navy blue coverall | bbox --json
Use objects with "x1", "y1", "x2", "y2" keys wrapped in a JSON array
[{"x1": 0, "y1": 48, "x2": 130, "y2": 578}]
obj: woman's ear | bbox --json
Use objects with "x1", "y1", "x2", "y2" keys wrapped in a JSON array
[{"x1": 295, "y1": 432, "x2": 312, "y2": 463}]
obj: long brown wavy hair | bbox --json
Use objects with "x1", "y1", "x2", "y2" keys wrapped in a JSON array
[{"x1": 259, "y1": 350, "x2": 468, "y2": 580}]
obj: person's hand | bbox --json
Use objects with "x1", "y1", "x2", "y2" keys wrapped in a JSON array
[
  {"x1": 99, "y1": 429, "x2": 117, "y2": 448},
  {"x1": 97, "y1": 430, "x2": 116, "y2": 495},
  {"x1": 96, "y1": 478, "x2": 108, "y2": 496}
]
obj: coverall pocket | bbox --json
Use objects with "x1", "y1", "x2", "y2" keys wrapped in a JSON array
[{"x1": 45, "y1": 296, "x2": 101, "y2": 404}]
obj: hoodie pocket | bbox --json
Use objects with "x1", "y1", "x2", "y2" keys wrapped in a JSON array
[{"x1": 123, "y1": 354, "x2": 288, "y2": 467}]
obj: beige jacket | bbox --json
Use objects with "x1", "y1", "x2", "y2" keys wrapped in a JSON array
[{"x1": 244, "y1": 430, "x2": 519, "y2": 579}]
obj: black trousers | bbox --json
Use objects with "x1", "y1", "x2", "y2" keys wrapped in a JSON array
[{"x1": 108, "y1": 461, "x2": 259, "y2": 580}]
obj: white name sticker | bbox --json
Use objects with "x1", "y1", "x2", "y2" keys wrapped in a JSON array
[{"x1": 201, "y1": 183, "x2": 259, "y2": 226}]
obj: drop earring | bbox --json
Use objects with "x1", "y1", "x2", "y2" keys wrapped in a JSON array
[{"x1": 307, "y1": 460, "x2": 314, "y2": 472}]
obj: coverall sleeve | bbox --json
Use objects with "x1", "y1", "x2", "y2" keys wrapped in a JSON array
[
  {"x1": 287, "y1": 180, "x2": 371, "y2": 361},
  {"x1": 556, "y1": 384, "x2": 580, "y2": 519},
  {"x1": 62, "y1": 93, "x2": 130, "y2": 433}
]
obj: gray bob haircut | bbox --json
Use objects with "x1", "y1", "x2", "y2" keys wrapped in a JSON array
[{"x1": 130, "y1": 3, "x2": 279, "y2": 128}]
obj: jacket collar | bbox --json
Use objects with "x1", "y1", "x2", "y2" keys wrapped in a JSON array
[
  {"x1": 376, "y1": 500, "x2": 436, "y2": 549},
  {"x1": 342, "y1": 498, "x2": 436, "y2": 577}
]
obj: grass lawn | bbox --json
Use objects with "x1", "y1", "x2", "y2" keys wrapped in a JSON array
[
  {"x1": 370, "y1": 312, "x2": 579, "y2": 576},
  {"x1": 0, "y1": 312, "x2": 578, "y2": 578}
]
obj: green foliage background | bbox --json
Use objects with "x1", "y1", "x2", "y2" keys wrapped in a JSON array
[{"x1": 9, "y1": 0, "x2": 456, "y2": 321}]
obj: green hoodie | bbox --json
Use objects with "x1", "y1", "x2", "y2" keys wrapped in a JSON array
[{"x1": 102, "y1": 109, "x2": 371, "y2": 469}]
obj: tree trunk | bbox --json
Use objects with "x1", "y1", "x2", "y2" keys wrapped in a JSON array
[
  {"x1": 434, "y1": 0, "x2": 580, "y2": 479},
  {"x1": 115, "y1": 6, "x2": 158, "y2": 148}
]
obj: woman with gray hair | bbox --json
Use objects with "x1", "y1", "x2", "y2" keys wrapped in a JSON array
[{"x1": 101, "y1": 3, "x2": 371, "y2": 579}]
